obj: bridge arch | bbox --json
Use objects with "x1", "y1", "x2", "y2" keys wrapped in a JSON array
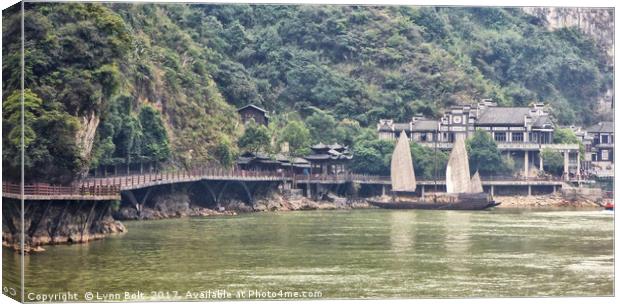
[{"x1": 217, "y1": 181, "x2": 253, "y2": 205}]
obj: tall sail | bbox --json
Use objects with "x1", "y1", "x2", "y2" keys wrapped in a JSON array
[
  {"x1": 391, "y1": 131, "x2": 416, "y2": 192},
  {"x1": 446, "y1": 136, "x2": 471, "y2": 193},
  {"x1": 469, "y1": 171, "x2": 484, "y2": 193}
]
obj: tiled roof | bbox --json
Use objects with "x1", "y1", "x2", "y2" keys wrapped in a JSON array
[
  {"x1": 237, "y1": 104, "x2": 267, "y2": 113},
  {"x1": 532, "y1": 115, "x2": 553, "y2": 128},
  {"x1": 378, "y1": 123, "x2": 393, "y2": 131},
  {"x1": 586, "y1": 121, "x2": 614, "y2": 133},
  {"x1": 393, "y1": 123, "x2": 410, "y2": 131},
  {"x1": 477, "y1": 107, "x2": 530, "y2": 125},
  {"x1": 412, "y1": 119, "x2": 438, "y2": 131}
]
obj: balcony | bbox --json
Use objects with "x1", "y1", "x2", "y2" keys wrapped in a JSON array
[{"x1": 417, "y1": 142, "x2": 580, "y2": 151}]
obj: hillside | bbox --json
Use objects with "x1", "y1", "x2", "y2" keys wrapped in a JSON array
[{"x1": 2, "y1": 3, "x2": 613, "y2": 183}]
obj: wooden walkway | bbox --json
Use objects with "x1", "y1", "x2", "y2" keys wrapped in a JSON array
[
  {"x1": 2, "y1": 167, "x2": 288, "y2": 201},
  {"x1": 2, "y1": 166, "x2": 568, "y2": 201}
]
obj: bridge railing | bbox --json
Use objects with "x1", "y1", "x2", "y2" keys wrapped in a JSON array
[
  {"x1": 2, "y1": 182, "x2": 120, "y2": 197},
  {"x1": 80, "y1": 165, "x2": 290, "y2": 189}
]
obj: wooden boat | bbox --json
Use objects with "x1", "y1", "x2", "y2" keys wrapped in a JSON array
[
  {"x1": 369, "y1": 132, "x2": 499, "y2": 210},
  {"x1": 368, "y1": 193, "x2": 500, "y2": 210}
]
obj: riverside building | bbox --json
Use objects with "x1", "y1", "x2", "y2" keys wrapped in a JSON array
[{"x1": 377, "y1": 101, "x2": 582, "y2": 180}]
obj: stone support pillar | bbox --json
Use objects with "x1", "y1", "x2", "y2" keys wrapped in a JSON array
[
  {"x1": 524, "y1": 151, "x2": 529, "y2": 178},
  {"x1": 421, "y1": 185, "x2": 425, "y2": 198},
  {"x1": 576, "y1": 151, "x2": 581, "y2": 181},
  {"x1": 539, "y1": 151, "x2": 544, "y2": 171},
  {"x1": 563, "y1": 151, "x2": 570, "y2": 180},
  {"x1": 491, "y1": 185, "x2": 495, "y2": 196},
  {"x1": 528, "y1": 185, "x2": 532, "y2": 196}
]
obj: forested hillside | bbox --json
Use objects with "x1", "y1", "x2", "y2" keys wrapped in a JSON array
[{"x1": 2, "y1": 3, "x2": 613, "y2": 183}]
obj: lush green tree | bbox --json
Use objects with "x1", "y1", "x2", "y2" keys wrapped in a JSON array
[
  {"x1": 305, "y1": 110, "x2": 338, "y2": 144},
  {"x1": 466, "y1": 130, "x2": 507, "y2": 176},
  {"x1": 213, "y1": 136, "x2": 238, "y2": 167},
  {"x1": 238, "y1": 121, "x2": 271, "y2": 153},
  {"x1": 541, "y1": 148, "x2": 564, "y2": 175},
  {"x1": 553, "y1": 128, "x2": 579, "y2": 144},
  {"x1": 410, "y1": 142, "x2": 449, "y2": 179},
  {"x1": 2, "y1": 90, "x2": 82, "y2": 183},
  {"x1": 553, "y1": 128, "x2": 585, "y2": 159},
  {"x1": 335, "y1": 118, "x2": 362, "y2": 147},
  {"x1": 350, "y1": 130, "x2": 394, "y2": 175},
  {"x1": 279, "y1": 120, "x2": 312, "y2": 156},
  {"x1": 350, "y1": 140, "x2": 394, "y2": 175},
  {"x1": 138, "y1": 105, "x2": 171, "y2": 162}
]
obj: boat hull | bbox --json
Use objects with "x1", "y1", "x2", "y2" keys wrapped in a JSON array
[{"x1": 368, "y1": 192, "x2": 500, "y2": 210}]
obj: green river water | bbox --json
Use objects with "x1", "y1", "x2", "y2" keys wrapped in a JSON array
[{"x1": 2, "y1": 209, "x2": 614, "y2": 300}]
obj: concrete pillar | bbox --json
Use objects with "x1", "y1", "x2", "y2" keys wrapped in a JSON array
[
  {"x1": 524, "y1": 151, "x2": 529, "y2": 178},
  {"x1": 421, "y1": 185, "x2": 425, "y2": 198},
  {"x1": 381, "y1": 185, "x2": 386, "y2": 196},
  {"x1": 528, "y1": 185, "x2": 532, "y2": 196},
  {"x1": 576, "y1": 151, "x2": 581, "y2": 181},
  {"x1": 563, "y1": 151, "x2": 569, "y2": 180},
  {"x1": 491, "y1": 185, "x2": 495, "y2": 196},
  {"x1": 539, "y1": 151, "x2": 544, "y2": 171}
]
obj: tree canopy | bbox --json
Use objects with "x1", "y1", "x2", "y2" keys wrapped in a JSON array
[{"x1": 466, "y1": 130, "x2": 508, "y2": 176}]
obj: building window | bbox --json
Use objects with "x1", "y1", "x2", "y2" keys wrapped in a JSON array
[
  {"x1": 512, "y1": 132, "x2": 523, "y2": 142},
  {"x1": 494, "y1": 132, "x2": 506, "y2": 142},
  {"x1": 601, "y1": 150, "x2": 609, "y2": 161},
  {"x1": 602, "y1": 134, "x2": 609, "y2": 144}
]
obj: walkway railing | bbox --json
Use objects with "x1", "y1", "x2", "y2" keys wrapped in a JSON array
[
  {"x1": 2, "y1": 165, "x2": 569, "y2": 199},
  {"x1": 82, "y1": 166, "x2": 288, "y2": 189},
  {"x1": 2, "y1": 182, "x2": 120, "y2": 198}
]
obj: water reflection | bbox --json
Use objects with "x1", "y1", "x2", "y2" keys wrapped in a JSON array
[
  {"x1": 389, "y1": 211, "x2": 416, "y2": 254},
  {"x1": 444, "y1": 211, "x2": 472, "y2": 273}
]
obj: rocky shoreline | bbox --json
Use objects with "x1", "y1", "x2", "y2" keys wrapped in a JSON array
[
  {"x1": 114, "y1": 191, "x2": 372, "y2": 221},
  {"x1": 6, "y1": 189, "x2": 605, "y2": 254},
  {"x1": 494, "y1": 193, "x2": 602, "y2": 209},
  {"x1": 2, "y1": 219, "x2": 126, "y2": 253}
]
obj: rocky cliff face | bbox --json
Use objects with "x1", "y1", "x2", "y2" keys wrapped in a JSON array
[
  {"x1": 522, "y1": 7, "x2": 614, "y2": 114},
  {"x1": 522, "y1": 7, "x2": 614, "y2": 59}
]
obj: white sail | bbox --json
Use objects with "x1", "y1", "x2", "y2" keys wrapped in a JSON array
[
  {"x1": 469, "y1": 171, "x2": 484, "y2": 193},
  {"x1": 391, "y1": 131, "x2": 416, "y2": 192},
  {"x1": 446, "y1": 136, "x2": 471, "y2": 193}
]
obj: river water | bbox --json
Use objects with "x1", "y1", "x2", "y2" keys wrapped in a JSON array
[{"x1": 3, "y1": 209, "x2": 614, "y2": 300}]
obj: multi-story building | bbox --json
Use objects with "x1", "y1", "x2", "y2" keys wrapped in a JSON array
[
  {"x1": 586, "y1": 121, "x2": 614, "y2": 178},
  {"x1": 378, "y1": 101, "x2": 582, "y2": 180}
]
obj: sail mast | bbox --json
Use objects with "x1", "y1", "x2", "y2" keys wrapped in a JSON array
[{"x1": 391, "y1": 131, "x2": 416, "y2": 192}]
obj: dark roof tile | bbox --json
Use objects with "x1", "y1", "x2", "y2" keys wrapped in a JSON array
[
  {"x1": 586, "y1": 121, "x2": 614, "y2": 133},
  {"x1": 477, "y1": 107, "x2": 530, "y2": 125}
]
